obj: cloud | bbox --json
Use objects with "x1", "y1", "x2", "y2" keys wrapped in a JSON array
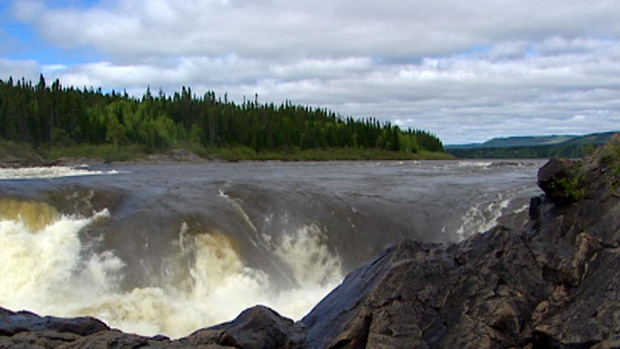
[
  {"x1": 0, "y1": 58, "x2": 41, "y2": 81},
  {"x1": 20, "y1": 0, "x2": 620, "y2": 60},
  {"x1": 3, "y1": 0, "x2": 620, "y2": 143}
]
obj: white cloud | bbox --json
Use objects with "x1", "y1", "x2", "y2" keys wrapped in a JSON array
[
  {"x1": 4, "y1": 0, "x2": 620, "y2": 143},
  {"x1": 23, "y1": 0, "x2": 620, "y2": 60},
  {"x1": 0, "y1": 58, "x2": 41, "y2": 81}
]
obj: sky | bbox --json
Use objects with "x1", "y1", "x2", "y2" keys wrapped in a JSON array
[{"x1": 1, "y1": 0, "x2": 620, "y2": 144}]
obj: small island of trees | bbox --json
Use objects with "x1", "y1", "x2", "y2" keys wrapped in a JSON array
[{"x1": 0, "y1": 75, "x2": 447, "y2": 162}]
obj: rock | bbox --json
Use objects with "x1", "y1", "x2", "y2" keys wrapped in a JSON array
[
  {"x1": 537, "y1": 157, "x2": 583, "y2": 205},
  {"x1": 58, "y1": 330, "x2": 170, "y2": 349},
  {"x1": 0, "y1": 308, "x2": 110, "y2": 348},
  {"x1": 2, "y1": 133, "x2": 620, "y2": 348},
  {"x1": 179, "y1": 329, "x2": 243, "y2": 348},
  {"x1": 182, "y1": 305, "x2": 306, "y2": 349},
  {"x1": 0, "y1": 308, "x2": 109, "y2": 337},
  {"x1": 1, "y1": 330, "x2": 82, "y2": 348},
  {"x1": 302, "y1": 227, "x2": 549, "y2": 348},
  {"x1": 299, "y1": 135, "x2": 620, "y2": 348}
]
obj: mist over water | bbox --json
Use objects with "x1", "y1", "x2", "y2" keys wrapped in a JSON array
[{"x1": 0, "y1": 160, "x2": 543, "y2": 338}]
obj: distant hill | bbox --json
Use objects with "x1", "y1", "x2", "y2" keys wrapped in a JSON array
[{"x1": 446, "y1": 131, "x2": 618, "y2": 159}]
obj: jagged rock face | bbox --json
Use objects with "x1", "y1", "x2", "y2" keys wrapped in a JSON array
[
  {"x1": 2, "y1": 133, "x2": 620, "y2": 348},
  {"x1": 302, "y1": 133, "x2": 620, "y2": 348},
  {"x1": 302, "y1": 229, "x2": 550, "y2": 348},
  {"x1": 526, "y1": 134, "x2": 620, "y2": 348},
  {"x1": 537, "y1": 157, "x2": 582, "y2": 205}
]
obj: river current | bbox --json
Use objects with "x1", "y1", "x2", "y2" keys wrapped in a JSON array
[{"x1": 0, "y1": 160, "x2": 544, "y2": 338}]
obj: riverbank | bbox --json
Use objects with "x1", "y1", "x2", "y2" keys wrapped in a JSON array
[
  {"x1": 0, "y1": 140, "x2": 455, "y2": 168},
  {"x1": 1, "y1": 137, "x2": 617, "y2": 347}
]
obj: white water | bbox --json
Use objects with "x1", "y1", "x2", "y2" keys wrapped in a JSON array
[
  {"x1": 456, "y1": 192, "x2": 513, "y2": 240},
  {"x1": 0, "y1": 200, "x2": 343, "y2": 338},
  {"x1": 0, "y1": 166, "x2": 120, "y2": 179},
  {"x1": 455, "y1": 185, "x2": 533, "y2": 240},
  {"x1": 0, "y1": 160, "x2": 542, "y2": 338}
]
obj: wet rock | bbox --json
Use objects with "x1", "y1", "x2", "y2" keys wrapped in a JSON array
[
  {"x1": 0, "y1": 308, "x2": 109, "y2": 348},
  {"x1": 184, "y1": 305, "x2": 306, "y2": 349},
  {"x1": 0, "y1": 308, "x2": 109, "y2": 337},
  {"x1": 59, "y1": 330, "x2": 164, "y2": 349},
  {"x1": 2, "y1": 133, "x2": 620, "y2": 348},
  {"x1": 0, "y1": 330, "x2": 82, "y2": 348}
]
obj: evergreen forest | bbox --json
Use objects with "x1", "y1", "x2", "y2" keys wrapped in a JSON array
[{"x1": 0, "y1": 75, "x2": 445, "y2": 161}]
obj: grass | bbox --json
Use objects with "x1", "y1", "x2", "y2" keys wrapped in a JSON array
[
  {"x1": 0, "y1": 139, "x2": 43, "y2": 165},
  {"x1": 0, "y1": 138, "x2": 456, "y2": 165},
  {"x1": 550, "y1": 174, "x2": 586, "y2": 203},
  {"x1": 40, "y1": 144, "x2": 149, "y2": 163},
  {"x1": 599, "y1": 135, "x2": 620, "y2": 173},
  {"x1": 196, "y1": 146, "x2": 456, "y2": 162}
]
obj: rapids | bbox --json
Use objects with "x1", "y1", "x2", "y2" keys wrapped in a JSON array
[{"x1": 0, "y1": 160, "x2": 543, "y2": 338}]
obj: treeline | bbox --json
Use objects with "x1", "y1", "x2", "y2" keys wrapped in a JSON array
[
  {"x1": 0, "y1": 75, "x2": 444, "y2": 154},
  {"x1": 447, "y1": 144, "x2": 596, "y2": 159}
]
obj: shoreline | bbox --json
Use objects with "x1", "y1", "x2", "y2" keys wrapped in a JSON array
[
  {"x1": 0, "y1": 147, "x2": 456, "y2": 169},
  {"x1": 1, "y1": 135, "x2": 619, "y2": 347}
]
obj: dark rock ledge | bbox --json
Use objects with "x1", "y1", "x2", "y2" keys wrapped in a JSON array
[{"x1": 3, "y1": 134, "x2": 620, "y2": 349}]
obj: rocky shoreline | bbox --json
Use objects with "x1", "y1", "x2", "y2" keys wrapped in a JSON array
[
  {"x1": 2, "y1": 134, "x2": 620, "y2": 348},
  {"x1": 0, "y1": 148, "x2": 214, "y2": 169}
]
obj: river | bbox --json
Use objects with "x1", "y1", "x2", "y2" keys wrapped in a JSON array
[{"x1": 0, "y1": 159, "x2": 544, "y2": 338}]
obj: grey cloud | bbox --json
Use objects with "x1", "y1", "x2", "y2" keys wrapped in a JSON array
[
  {"x1": 5, "y1": 0, "x2": 620, "y2": 143},
  {"x1": 0, "y1": 58, "x2": 41, "y2": 81},
  {"x1": 40, "y1": 44, "x2": 620, "y2": 143},
  {"x1": 22, "y1": 0, "x2": 620, "y2": 60}
]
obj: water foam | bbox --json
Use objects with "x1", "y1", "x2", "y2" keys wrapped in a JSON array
[
  {"x1": 0, "y1": 166, "x2": 120, "y2": 180},
  {"x1": 456, "y1": 192, "x2": 512, "y2": 240},
  {"x1": 457, "y1": 161, "x2": 493, "y2": 169},
  {"x1": 0, "y1": 200, "x2": 343, "y2": 338},
  {"x1": 0, "y1": 205, "x2": 116, "y2": 315}
]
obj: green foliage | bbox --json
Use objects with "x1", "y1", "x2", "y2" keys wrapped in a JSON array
[
  {"x1": 448, "y1": 144, "x2": 597, "y2": 159},
  {"x1": 0, "y1": 76, "x2": 446, "y2": 159},
  {"x1": 200, "y1": 146, "x2": 452, "y2": 162},
  {"x1": 43, "y1": 144, "x2": 146, "y2": 163},
  {"x1": 447, "y1": 132, "x2": 617, "y2": 159},
  {"x1": 0, "y1": 138, "x2": 41, "y2": 162},
  {"x1": 51, "y1": 127, "x2": 74, "y2": 147},
  {"x1": 599, "y1": 136, "x2": 620, "y2": 171},
  {"x1": 105, "y1": 115, "x2": 128, "y2": 147},
  {"x1": 549, "y1": 174, "x2": 586, "y2": 203}
]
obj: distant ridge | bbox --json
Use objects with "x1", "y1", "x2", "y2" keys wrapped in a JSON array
[{"x1": 446, "y1": 131, "x2": 618, "y2": 158}]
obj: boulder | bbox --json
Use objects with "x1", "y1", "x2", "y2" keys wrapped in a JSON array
[
  {"x1": 537, "y1": 157, "x2": 583, "y2": 205},
  {"x1": 0, "y1": 308, "x2": 109, "y2": 348},
  {"x1": 302, "y1": 227, "x2": 549, "y2": 348},
  {"x1": 182, "y1": 305, "x2": 305, "y2": 349},
  {"x1": 3, "y1": 133, "x2": 620, "y2": 348},
  {"x1": 0, "y1": 308, "x2": 109, "y2": 337}
]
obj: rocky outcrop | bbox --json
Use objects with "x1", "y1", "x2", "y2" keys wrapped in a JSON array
[
  {"x1": 0, "y1": 306, "x2": 303, "y2": 348},
  {"x1": 179, "y1": 306, "x2": 306, "y2": 348},
  {"x1": 0, "y1": 308, "x2": 109, "y2": 348},
  {"x1": 2, "y1": 134, "x2": 620, "y2": 348},
  {"x1": 302, "y1": 228, "x2": 548, "y2": 348},
  {"x1": 301, "y1": 134, "x2": 620, "y2": 348}
]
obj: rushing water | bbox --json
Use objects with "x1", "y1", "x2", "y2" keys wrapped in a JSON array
[{"x1": 0, "y1": 160, "x2": 544, "y2": 338}]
